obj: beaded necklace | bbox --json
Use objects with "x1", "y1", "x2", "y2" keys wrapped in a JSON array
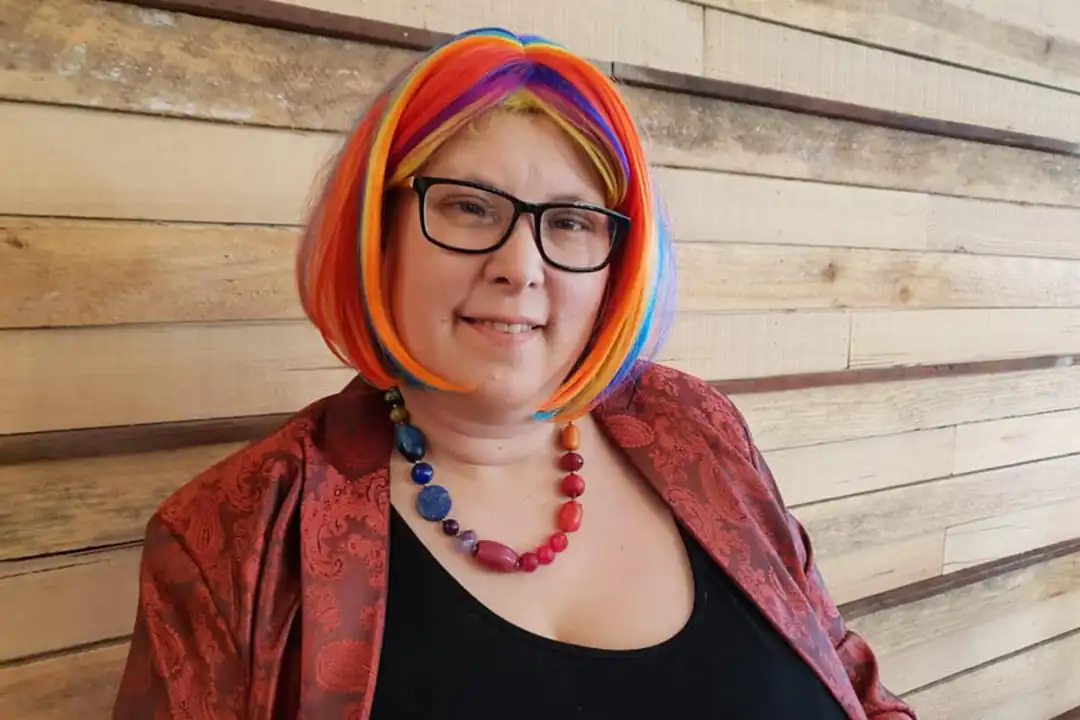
[{"x1": 384, "y1": 387, "x2": 584, "y2": 573}]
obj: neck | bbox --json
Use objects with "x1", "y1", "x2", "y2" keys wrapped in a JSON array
[{"x1": 397, "y1": 387, "x2": 561, "y2": 471}]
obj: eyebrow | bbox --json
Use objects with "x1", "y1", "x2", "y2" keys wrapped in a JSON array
[{"x1": 439, "y1": 172, "x2": 605, "y2": 206}]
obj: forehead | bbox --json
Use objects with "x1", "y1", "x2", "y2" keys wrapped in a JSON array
[{"x1": 420, "y1": 110, "x2": 607, "y2": 205}]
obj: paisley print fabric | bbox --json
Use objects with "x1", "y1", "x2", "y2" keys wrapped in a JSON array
[{"x1": 112, "y1": 364, "x2": 916, "y2": 719}]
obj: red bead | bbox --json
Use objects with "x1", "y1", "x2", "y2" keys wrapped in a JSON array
[
  {"x1": 557, "y1": 501, "x2": 583, "y2": 533},
  {"x1": 559, "y1": 452, "x2": 584, "y2": 472},
  {"x1": 473, "y1": 540, "x2": 519, "y2": 573},
  {"x1": 536, "y1": 546, "x2": 555, "y2": 564},
  {"x1": 549, "y1": 532, "x2": 569, "y2": 553},
  {"x1": 560, "y1": 472, "x2": 585, "y2": 498},
  {"x1": 518, "y1": 552, "x2": 539, "y2": 572}
]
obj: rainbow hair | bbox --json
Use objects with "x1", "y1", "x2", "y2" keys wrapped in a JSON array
[{"x1": 296, "y1": 27, "x2": 676, "y2": 422}]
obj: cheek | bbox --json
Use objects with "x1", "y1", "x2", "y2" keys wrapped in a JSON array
[{"x1": 553, "y1": 273, "x2": 609, "y2": 341}]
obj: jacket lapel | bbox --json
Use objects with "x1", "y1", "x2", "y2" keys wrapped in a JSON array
[
  {"x1": 593, "y1": 369, "x2": 864, "y2": 720},
  {"x1": 296, "y1": 383, "x2": 393, "y2": 718}
]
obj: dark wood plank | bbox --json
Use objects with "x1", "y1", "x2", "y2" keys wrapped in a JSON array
[
  {"x1": 840, "y1": 537, "x2": 1080, "y2": 621},
  {"x1": 112, "y1": 0, "x2": 1080, "y2": 158}
]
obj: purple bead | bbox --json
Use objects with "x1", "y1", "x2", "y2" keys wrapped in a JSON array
[
  {"x1": 454, "y1": 530, "x2": 477, "y2": 554},
  {"x1": 442, "y1": 518, "x2": 460, "y2": 536}
]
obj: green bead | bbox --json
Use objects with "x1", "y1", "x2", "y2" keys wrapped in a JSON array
[{"x1": 389, "y1": 405, "x2": 409, "y2": 424}]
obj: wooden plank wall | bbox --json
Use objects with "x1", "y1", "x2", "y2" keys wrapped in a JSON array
[{"x1": 2, "y1": 0, "x2": 1080, "y2": 717}]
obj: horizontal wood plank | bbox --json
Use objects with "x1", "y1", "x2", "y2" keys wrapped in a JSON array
[
  {"x1": 266, "y1": 0, "x2": 705, "y2": 75},
  {"x1": 694, "y1": 0, "x2": 1080, "y2": 94},
  {"x1": 765, "y1": 428, "x2": 955, "y2": 507},
  {"x1": 953, "y1": 407, "x2": 1080, "y2": 475},
  {"x1": 662, "y1": 167, "x2": 1080, "y2": 262},
  {"x1": 0, "y1": 548, "x2": 141, "y2": 661},
  {"x1": 0, "y1": 0, "x2": 415, "y2": 131},
  {"x1": 1, "y1": 217, "x2": 301, "y2": 327},
  {"x1": 678, "y1": 244, "x2": 1080, "y2": 312},
  {"x1": 904, "y1": 629, "x2": 1080, "y2": 719},
  {"x1": 732, "y1": 363, "x2": 1080, "y2": 450},
  {"x1": 849, "y1": 309, "x2": 1080, "y2": 368},
  {"x1": 943, "y1": 496, "x2": 1080, "y2": 573},
  {"x1": 704, "y1": 10, "x2": 1080, "y2": 144},
  {"x1": 814, "y1": 531, "x2": 945, "y2": 605},
  {"x1": 0, "y1": 641, "x2": 128, "y2": 720},
  {"x1": 0, "y1": 444, "x2": 242, "y2": 560},
  {"x1": 850, "y1": 550, "x2": 1080, "y2": 695},
  {"x1": 0, "y1": 320, "x2": 353, "y2": 434}
]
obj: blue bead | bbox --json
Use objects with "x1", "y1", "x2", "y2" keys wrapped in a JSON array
[
  {"x1": 411, "y1": 462, "x2": 434, "y2": 485},
  {"x1": 394, "y1": 423, "x2": 426, "y2": 463},
  {"x1": 416, "y1": 485, "x2": 452, "y2": 521}
]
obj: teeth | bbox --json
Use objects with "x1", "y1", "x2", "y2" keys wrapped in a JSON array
[{"x1": 482, "y1": 321, "x2": 533, "y2": 334}]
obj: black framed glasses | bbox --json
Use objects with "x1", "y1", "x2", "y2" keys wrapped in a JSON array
[{"x1": 405, "y1": 175, "x2": 630, "y2": 273}]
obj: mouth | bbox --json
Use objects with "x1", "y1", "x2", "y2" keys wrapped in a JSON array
[{"x1": 458, "y1": 315, "x2": 545, "y2": 335}]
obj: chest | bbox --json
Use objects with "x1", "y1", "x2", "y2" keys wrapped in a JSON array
[{"x1": 388, "y1": 439, "x2": 696, "y2": 652}]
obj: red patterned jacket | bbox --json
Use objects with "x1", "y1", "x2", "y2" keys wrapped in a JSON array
[{"x1": 112, "y1": 364, "x2": 916, "y2": 719}]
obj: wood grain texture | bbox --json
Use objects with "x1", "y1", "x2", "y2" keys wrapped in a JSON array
[
  {"x1": 849, "y1": 550, "x2": 1080, "y2": 695},
  {"x1": 0, "y1": 641, "x2": 128, "y2": 720},
  {"x1": 0, "y1": 443, "x2": 242, "y2": 560},
  {"x1": 733, "y1": 363, "x2": 1080, "y2": 451},
  {"x1": 1, "y1": 217, "x2": 301, "y2": 327},
  {"x1": 677, "y1": 243, "x2": 1080, "y2": 312},
  {"x1": 766, "y1": 428, "x2": 956, "y2": 507},
  {"x1": 904, "y1": 629, "x2": 1080, "y2": 719},
  {"x1": 0, "y1": 0, "x2": 416, "y2": 130},
  {"x1": 273, "y1": 0, "x2": 705, "y2": 75},
  {"x1": 694, "y1": 0, "x2": 1080, "y2": 94},
  {"x1": 0, "y1": 548, "x2": 141, "y2": 661},
  {"x1": 943, "y1": 496, "x2": 1080, "y2": 573},
  {"x1": 703, "y1": 10, "x2": 1080, "y2": 144},
  {"x1": 849, "y1": 309, "x2": 1080, "y2": 368},
  {"x1": 661, "y1": 167, "x2": 1080, "y2": 261},
  {"x1": 953, "y1": 407, "x2": 1080, "y2": 475}
]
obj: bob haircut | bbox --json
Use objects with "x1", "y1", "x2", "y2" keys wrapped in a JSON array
[{"x1": 296, "y1": 27, "x2": 676, "y2": 422}]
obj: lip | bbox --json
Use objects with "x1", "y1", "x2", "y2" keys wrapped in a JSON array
[
  {"x1": 456, "y1": 315, "x2": 545, "y2": 347},
  {"x1": 459, "y1": 314, "x2": 545, "y2": 328}
]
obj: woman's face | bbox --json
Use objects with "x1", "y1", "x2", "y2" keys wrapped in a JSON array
[{"x1": 385, "y1": 110, "x2": 611, "y2": 414}]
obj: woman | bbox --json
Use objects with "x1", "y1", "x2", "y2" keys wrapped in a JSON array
[{"x1": 112, "y1": 27, "x2": 915, "y2": 720}]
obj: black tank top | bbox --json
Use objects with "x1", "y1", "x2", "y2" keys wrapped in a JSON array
[{"x1": 370, "y1": 506, "x2": 850, "y2": 719}]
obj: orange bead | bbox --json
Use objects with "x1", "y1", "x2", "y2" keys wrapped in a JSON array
[{"x1": 560, "y1": 423, "x2": 580, "y2": 451}]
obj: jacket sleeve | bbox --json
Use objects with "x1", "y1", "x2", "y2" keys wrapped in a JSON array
[
  {"x1": 745, "y1": 434, "x2": 918, "y2": 719},
  {"x1": 112, "y1": 516, "x2": 247, "y2": 720}
]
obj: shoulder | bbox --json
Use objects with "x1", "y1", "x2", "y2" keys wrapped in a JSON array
[{"x1": 598, "y1": 362, "x2": 757, "y2": 464}]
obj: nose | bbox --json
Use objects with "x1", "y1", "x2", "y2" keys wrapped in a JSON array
[{"x1": 482, "y1": 213, "x2": 545, "y2": 289}]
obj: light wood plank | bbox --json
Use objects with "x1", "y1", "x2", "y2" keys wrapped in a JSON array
[
  {"x1": 1, "y1": 101, "x2": 338, "y2": 224},
  {"x1": 0, "y1": 641, "x2": 128, "y2": 720},
  {"x1": 660, "y1": 167, "x2": 1080, "y2": 261},
  {"x1": 1, "y1": 217, "x2": 301, "y2": 328},
  {"x1": 657, "y1": 311, "x2": 849, "y2": 380},
  {"x1": 733, "y1": 364, "x2": 1080, "y2": 451},
  {"x1": 765, "y1": 428, "x2": 955, "y2": 507},
  {"x1": 904, "y1": 630, "x2": 1080, "y2": 719},
  {"x1": 282, "y1": 0, "x2": 705, "y2": 75},
  {"x1": 850, "y1": 550, "x2": 1080, "y2": 695},
  {"x1": 794, "y1": 453, "x2": 1080, "y2": 559},
  {"x1": 849, "y1": 309, "x2": 1080, "y2": 368},
  {"x1": 0, "y1": 444, "x2": 242, "y2": 561},
  {"x1": 0, "y1": 548, "x2": 141, "y2": 662},
  {"x1": 811, "y1": 531, "x2": 944, "y2": 605},
  {"x1": 944, "y1": 496, "x2": 1080, "y2": 573},
  {"x1": 677, "y1": 243, "x2": 1080, "y2": 312},
  {"x1": 0, "y1": 0, "x2": 414, "y2": 131},
  {"x1": 953, "y1": 407, "x2": 1080, "y2": 474},
  {"x1": 704, "y1": 10, "x2": 1080, "y2": 143},
  {"x1": 0, "y1": 311, "x2": 842, "y2": 434},
  {"x1": 0, "y1": 320, "x2": 354, "y2": 435},
  {"x1": 694, "y1": 0, "x2": 1080, "y2": 94},
  {"x1": 928, "y1": 194, "x2": 1080, "y2": 261}
]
